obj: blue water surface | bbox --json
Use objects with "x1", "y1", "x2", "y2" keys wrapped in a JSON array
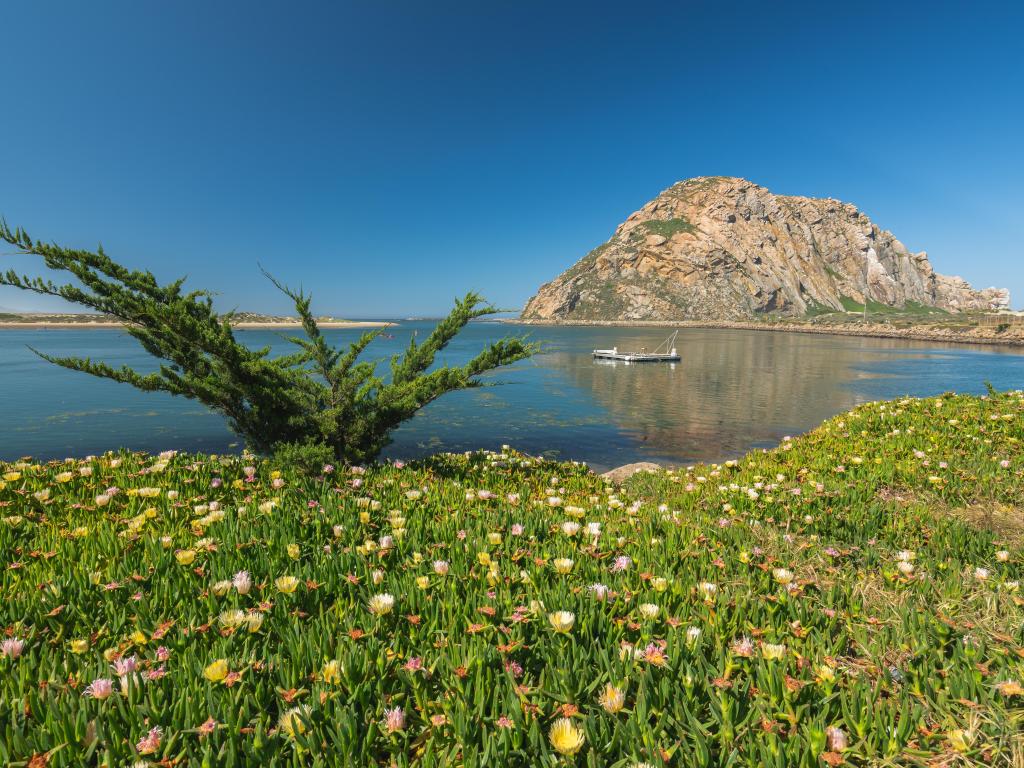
[{"x1": 1, "y1": 323, "x2": 1022, "y2": 470}]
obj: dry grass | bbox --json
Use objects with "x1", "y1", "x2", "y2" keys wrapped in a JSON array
[{"x1": 950, "y1": 501, "x2": 1024, "y2": 549}]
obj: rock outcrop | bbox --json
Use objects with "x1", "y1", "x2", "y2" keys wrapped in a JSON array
[{"x1": 522, "y1": 177, "x2": 1009, "y2": 321}]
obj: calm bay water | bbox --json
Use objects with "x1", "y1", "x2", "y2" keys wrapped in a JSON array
[{"x1": 2, "y1": 322, "x2": 1023, "y2": 470}]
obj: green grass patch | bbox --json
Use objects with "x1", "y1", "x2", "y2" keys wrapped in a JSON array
[{"x1": 1, "y1": 392, "x2": 1022, "y2": 765}]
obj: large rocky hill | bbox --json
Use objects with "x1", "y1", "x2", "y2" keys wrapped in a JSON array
[{"x1": 522, "y1": 177, "x2": 1009, "y2": 321}]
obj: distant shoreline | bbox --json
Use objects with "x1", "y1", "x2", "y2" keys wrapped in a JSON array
[
  {"x1": 513, "y1": 318, "x2": 1024, "y2": 347},
  {"x1": 0, "y1": 320, "x2": 392, "y2": 330}
]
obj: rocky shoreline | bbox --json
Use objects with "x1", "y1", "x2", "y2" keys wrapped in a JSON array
[{"x1": 516, "y1": 317, "x2": 1024, "y2": 347}]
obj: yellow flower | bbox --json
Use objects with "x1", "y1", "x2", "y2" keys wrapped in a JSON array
[
  {"x1": 996, "y1": 680, "x2": 1024, "y2": 697},
  {"x1": 761, "y1": 643, "x2": 786, "y2": 661},
  {"x1": 553, "y1": 558, "x2": 574, "y2": 574},
  {"x1": 175, "y1": 549, "x2": 196, "y2": 566},
  {"x1": 69, "y1": 639, "x2": 89, "y2": 654},
  {"x1": 287, "y1": 543, "x2": 301, "y2": 560},
  {"x1": 548, "y1": 611, "x2": 575, "y2": 633},
  {"x1": 947, "y1": 729, "x2": 974, "y2": 752},
  {"x1": 639, "y1": 603, "x2": 659, "y2": 620},
  {"x1": 549, "y1": 717, "x2": 585, "y2": 755},
  {"x1": 219, "y1": 609, "x2": 246, "y2": 629},
  {"x1": 651, "y1": 577, "x2": 668, "y2": 592},
  {"x1": 322, "y1": 659, "x2": 340, "y2": 684},
  {"x1": 279, "y1": 706, "x2": 309, "y2": 739},
  {"x1": 130, "y1": 630, "x2": 147, "y2": 646},
  {"x1": 55, "y1": 471, "x2": 74, "y2": 483},
  {"x1": 3, "y1": 471, "x2": 21, "y2": 482},
  {"x1": 487, "y1": 532, "x2": 502, "y2": 546},
  {"x1": 477, "y1": 551, "x2": 491, "y2": 567},
  {"x1": 415, "y1": 576, "x2": 430, "y2": 590},
  {"x1": 359, "y1": 511, "x2": 371, "y2": 524},
  {"x1": 598, "y1": 684, "x2": 625, "y2": 713},
  {"x1": 204, "y1": 659, "x2": 228, "y2": 682},
  {"x1": 138, "y1": 487, "x2": 161, "y2": 498},
  {"x1": 275, "y1": 576, "x2": 299, "y2": 594},
  {"x1": 245, "y1": 613, "x2": 265, "y2": 633}
]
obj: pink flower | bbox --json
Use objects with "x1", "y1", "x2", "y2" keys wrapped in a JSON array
[
  {"x1": 136, "y1": 726, "x2": 162, "y2": 755},
  {"x1": 496, "y1": 715, "x2": 514, "y2": 729},
  {"x1": 232, "y1": 570, "x2": 252, "y2": 595},
  {"x1": 84, "y1": 677, "x2": 115, "y2": 700},
  {"x1": 1000, "y1": 459, "x2": 1011, "y2": 469},
  {"x1": 211, "y1": 478, "x2": 223, "y2": 488},
  {"x1": 156, "y1": 646, "x2": 171, "y2": 662},
  {"x1": 510, "y1": 523, "x2": 524, "y2": 536},
  {"x1": 198, "y1": 717, "x2": 217, "y2": 737},
  {"x1": 322, "y1": 464, "x2": 335, "y2": 474},
  {"x1": 1, "y1": 637, "x2": 25, "y2": 659},
  {"x1": 403, "y1": 657, "x2": 423, "y2": 673},
  {"x1": 505, "y1": 660, "x2": 523, "y2": 678},
  {"x1": 457, "y1": 530, "x2": 467, "y2": 540},
  {"x1": 383, "y1": 706, "x2": 406, "y2": 733},
  {"x1": 112, "y1": 655, "x2": 138, "y2": 676},
  {"x1": 146, "y1": 665, "x2": 167, "y2": 681},
  {"x1": 611, "y1": 555, "x2": 632, "y2": 573},
  {"x1": 731, "y1": 636, "x2": 755, "y2": 658}
]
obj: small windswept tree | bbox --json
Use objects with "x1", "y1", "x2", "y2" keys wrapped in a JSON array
[{"x1": 0, "y1": 220, "x2": 537, "y2": 464}]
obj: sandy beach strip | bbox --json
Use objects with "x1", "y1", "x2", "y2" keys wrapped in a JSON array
[{"x1": 0, "y1": 320, "x2": 393, "y2": 330}]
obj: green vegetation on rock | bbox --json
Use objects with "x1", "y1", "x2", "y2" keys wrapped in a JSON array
[{"x1": 641, "y1": 218, "x2": 697, "y2": 239}]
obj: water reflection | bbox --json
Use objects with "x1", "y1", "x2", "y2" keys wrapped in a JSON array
[{"x1": 543, "y1": 327, "x2": 1023, "y2": 466}]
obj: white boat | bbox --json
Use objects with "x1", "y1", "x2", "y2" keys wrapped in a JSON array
[{"x1": 593, "y1": 331, "x2": 680, "y2": 362}]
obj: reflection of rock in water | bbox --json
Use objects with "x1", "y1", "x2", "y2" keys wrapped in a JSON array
[{"x1": 552, "y1": 329, "x2": 869, "y2": 463}]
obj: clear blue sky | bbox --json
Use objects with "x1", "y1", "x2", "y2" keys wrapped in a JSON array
[{"x1": 1, "y1": 0, "x2": 1021, "y2": 316}]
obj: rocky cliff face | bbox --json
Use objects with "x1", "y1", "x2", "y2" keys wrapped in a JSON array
[{"x1": 522, "y1": 177, "x2": 1009, "y2": 321}]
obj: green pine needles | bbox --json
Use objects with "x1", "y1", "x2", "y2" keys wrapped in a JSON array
[{"x1": 0, "y1": 220, "x2": 537, "y2": 465}]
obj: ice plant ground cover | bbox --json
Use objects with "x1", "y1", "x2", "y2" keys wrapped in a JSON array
[{"x1": 1, "y1": 393, "x2": 1023, "y2": 767}]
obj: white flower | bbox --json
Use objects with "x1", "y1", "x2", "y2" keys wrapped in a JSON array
[
  {"x1": 368, "y1": 593, "x2": 395, "y2": 616},
  {"x1": 772, "y1": 568, "x2": 794, "y2": 585}
]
